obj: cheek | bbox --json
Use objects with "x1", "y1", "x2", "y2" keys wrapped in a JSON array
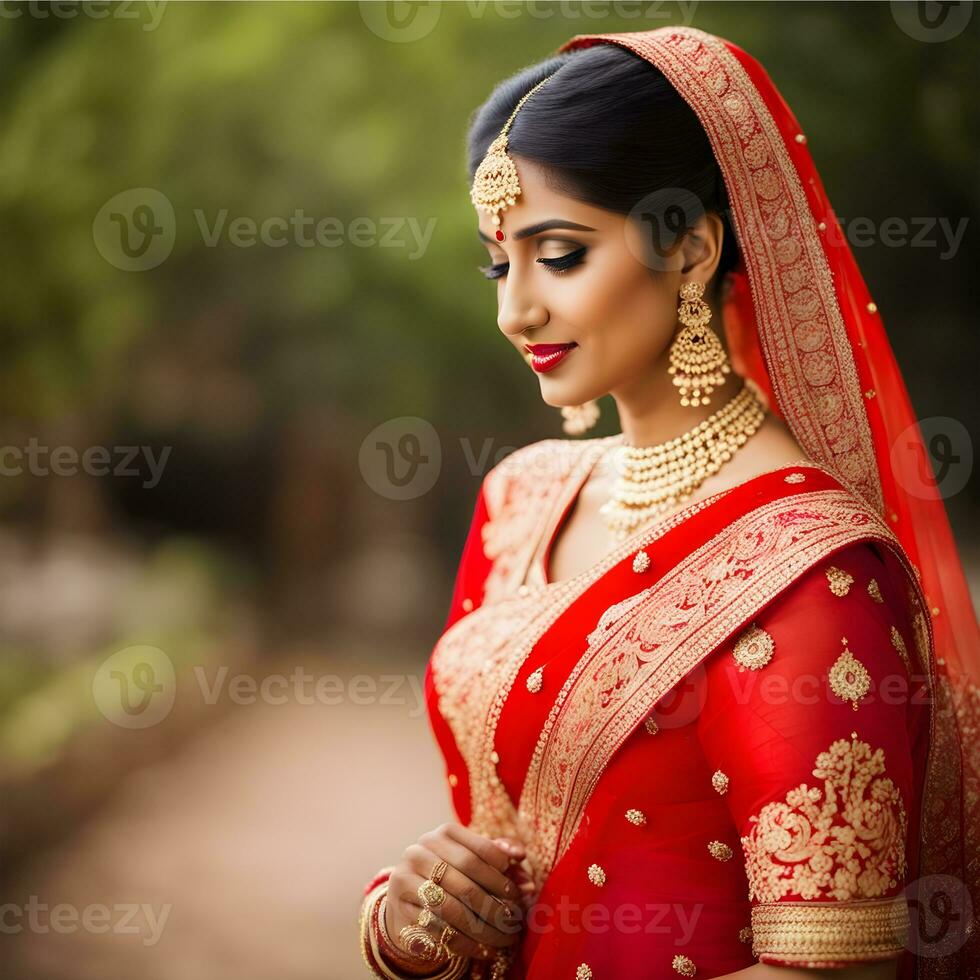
[{"x1": 567, "y1": 257, "x2": 677, "y2": 362}]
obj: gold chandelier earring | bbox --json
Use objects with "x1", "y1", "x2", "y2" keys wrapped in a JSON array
[{"x1": 668, "y1": 281, "x2": 730, "y2": 407}]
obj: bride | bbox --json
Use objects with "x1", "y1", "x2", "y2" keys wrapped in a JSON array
[{"x1": 358, "y1": 26, "x2": 978, "y2": 980}]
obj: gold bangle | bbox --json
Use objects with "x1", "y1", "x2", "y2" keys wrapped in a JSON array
[{"x1": 360, "y1": 882, "x2": 470, "y2": 980}]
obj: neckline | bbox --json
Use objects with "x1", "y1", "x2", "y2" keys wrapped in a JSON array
[{"x1": 538, "y1": 448, "x2": 819, "y2": 589}]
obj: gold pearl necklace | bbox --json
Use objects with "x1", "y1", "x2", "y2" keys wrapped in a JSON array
[{"x1": 599, "y1": 382, "x2": 767, "y2": 541}]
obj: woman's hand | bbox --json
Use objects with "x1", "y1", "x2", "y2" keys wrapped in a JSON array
[{"x1": 385, "y1": 821, "x2": 527, "y2": 963}]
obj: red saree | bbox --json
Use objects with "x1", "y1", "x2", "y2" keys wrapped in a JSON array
[{"x1": 419, "y1": 24, "x2": 979, "y2": 980}]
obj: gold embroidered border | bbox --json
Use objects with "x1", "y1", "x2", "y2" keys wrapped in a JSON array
[
  {"x1": 519, "y1": 489, "x2": 902, "y2": 887},
  {"x1": 480, "y1": 436, "x2": 618, "y2": 603},
  {"x1": 558, "y1": 27, "x2": 882, "y2": 513},
  {"x1": 750, "y1": 899, "x2": 909, "y2": 966}
]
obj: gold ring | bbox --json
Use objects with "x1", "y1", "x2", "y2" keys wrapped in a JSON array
[
  {"x1": 398, "y1": 922, "x2": 441, "y2": 962},
  {"x1": 418, "y1": 879, "x2": 446, "y2": 908},
  {"x1": 439, "y1": 924, "x2": 457, "y2": 949},
  {"x1": 430, "y1": 859, "x2": 449, "y2": 885}
]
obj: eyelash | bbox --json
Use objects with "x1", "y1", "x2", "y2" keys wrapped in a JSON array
[{"x1": 479, "y1": 245, "x2": 587, "y2": 281}]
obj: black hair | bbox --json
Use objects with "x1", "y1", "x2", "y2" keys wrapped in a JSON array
[{"x1": 467, "y1": 44, "x2": 740, "y2": 285}]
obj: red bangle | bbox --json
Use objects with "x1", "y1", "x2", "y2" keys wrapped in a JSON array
[{"x1": 363, "y1": 865, "x2": 396, "y2": 898}]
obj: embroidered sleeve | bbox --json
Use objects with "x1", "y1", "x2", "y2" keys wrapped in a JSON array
[{"x1": 697, "y1": 540, "x2": 928, "y2": 968}]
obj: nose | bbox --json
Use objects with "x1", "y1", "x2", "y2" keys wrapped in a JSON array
[{"x1": 496, "y1": 267, "x2": 549, "y2": 339}]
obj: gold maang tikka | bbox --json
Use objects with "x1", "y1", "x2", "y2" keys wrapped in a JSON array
[
  {"x1": 477, "y1": 71, "x2": 599, "y2": 436},
  {"x1": 470, "y1": 71, "x2": 560, "y2": 241}
]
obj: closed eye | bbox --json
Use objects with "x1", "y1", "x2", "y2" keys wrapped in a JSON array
[
  {"x1": 537, "y1": 245, "x2": 587, "y2": 276},
  {"x1": 478, "y1": 245, "x2": 587, "y2": 281}
]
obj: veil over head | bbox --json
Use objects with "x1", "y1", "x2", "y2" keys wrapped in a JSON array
[{"x1": 554, "y1": 26, "x2": 978, "y2": 978}]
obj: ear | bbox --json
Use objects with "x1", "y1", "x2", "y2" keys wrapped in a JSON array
[{"x1": 680, "y1": 212, "x2": 724, "y2": 283}]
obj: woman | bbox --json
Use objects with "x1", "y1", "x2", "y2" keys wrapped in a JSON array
[{"x1": 358, "y1": 26, "x2": 978, "y2": 980}]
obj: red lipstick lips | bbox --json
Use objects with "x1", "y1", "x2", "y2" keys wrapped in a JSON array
[{"x1": 525, "y1": 342, "x2": 577, "y2": 373}]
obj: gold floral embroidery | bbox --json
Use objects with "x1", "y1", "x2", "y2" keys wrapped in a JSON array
[
  {"x1": 625, "y1": 808, "x2": 647, "y2": 826},
  {"x1": 708, "y1": 840, "x2": 734, "y2": 861},
  {"x1": 826, "y1": 566, "x2": 854, "y2": 597},
  {"x1": 632, "y1": 549, "x2": 651, "y2": 573},
  {"x1": 712, "y1": 769, "x2": 730, "y2": 794},
  {"x1": 738, "y1": 925, "x2": 753, "y2": 944},
  {"x1": 889, "y1": 627, "x2": 910, "y2": 672},
  {"x1": 741, "y1": 733, "x2": 907, "y2": 904},
  {"x1": 526, "y1": 667, "x2": 544, "y2": 693},
  {"x1": 828, "y1": 637, "x2": 871, "y2": 710},
  {"x1": 644, "y1": 716, "x2": 660, "y2": 735},
  {"x1": 521, "y1": 490, "x2": 901, "y2": 888},
  {"x1": 672, "y1": 954, "x2": 696, "y2": 977},
  {"x1": 750, "y1": 899, "x2": 909, "y2": 965},
  {"x1": 575, "y1": 966, "x2": 592, "y2": 980},
  {"x1": 866, "y1": 578, "x2": 883, "y2": 603},
  {"x1": 732, "y1": 624, "x2": 775, "y2": 670},
  {"x1": 587, "y1": 863, "x2": 606, "y2": 886}
]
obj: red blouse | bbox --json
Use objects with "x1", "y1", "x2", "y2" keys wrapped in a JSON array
[{"x1": 425, "y1": 439, "x2": 931, "y2": 978}]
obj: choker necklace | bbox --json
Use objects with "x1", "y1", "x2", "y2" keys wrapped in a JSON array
[{"x1": 599, "y1": 382, "x2": 767, "y2": 541}]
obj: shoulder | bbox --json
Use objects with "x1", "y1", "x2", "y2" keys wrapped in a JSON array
[{"x1": 481, "y1": 435, "x2": 617, "y2": 518}]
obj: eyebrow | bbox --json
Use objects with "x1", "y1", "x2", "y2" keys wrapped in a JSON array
[{"x1": 477, "y1": 218, "x2": 597, "y2": 244}]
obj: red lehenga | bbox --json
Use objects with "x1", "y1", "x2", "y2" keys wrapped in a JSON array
[{"x1": 366, "y1": 25, "x2": 979, "y2": 980}]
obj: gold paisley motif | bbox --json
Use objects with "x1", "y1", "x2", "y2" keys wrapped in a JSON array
[{"x1": 828, "y1": 638, "x2": 871, "y2": 710}]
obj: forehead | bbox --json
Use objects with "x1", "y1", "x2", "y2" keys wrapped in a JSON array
[{"x1": 474, "y1": 155, "x2": 612, "y2": 240}]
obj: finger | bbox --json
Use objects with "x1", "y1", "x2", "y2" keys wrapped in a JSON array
[
  {"x1": 442, "y1": 825, "x2": 528, "y2": 897},
  {"x1": 421, "y1": 836, "x2": 523, "y2": 915},
  {"x1": 388, "y1": 898, "x2": 496, "y2": 963},
  {"x1": 408, "y1": 845, "x2": 523, "y2": 929},
  {"x1": 443, "y1": 823, "x2": 515, "y2": 876},
  {"x1": 396, "y1": 871, "x2": 523, "y2": 952}
]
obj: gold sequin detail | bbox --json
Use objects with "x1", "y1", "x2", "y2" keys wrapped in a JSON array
[
  {"x1": 489, "y1": 749, "x2": 500, "y2": 764},
  {"x1": 826, "y1": 565, "x2": 854, "y2": 597},
  {"x1": 625, "y1": 808, "x2": 647, "y2": 826},
  {"x1": 750, "y1": 899, "x2": 909, "y2": 965},
  {"x1": 732, "y1": 624, "x2": 775, "y2": 670},
  {"x1": 794, "y1": 133, "x2": 807, "y2": 144},
  {"x1": 741, "y1": 733, "x2": 907, "y2": 903},
  {"x1": 672, "y1": 954, "x2": 696, "y2": 977},
  {"x1": 644, "y1": 716, "x2": 659, "y2": 735},
  {"x1": 462, "y1": 597, "x2": 474, "y2": 612},
  {"x1": 575, "y1": 966, "x2": 593, "y2": 980},
  {"x1": 829, "y1": 636, "x2": 871, "y2": 710},
  {"x1": 739, "y1": 925, "x2": 753, "y2": 944},
  {"x1": 867, "y1": 578, "x2": 883, "y2": 603},
  {"x1": 526, "y1": 666, "x2": 544, "y2": 693},
  {"x1": 784, "y1": 472, "x2": 806, "y2": 484},
  {"x1": 447, "y1": 773, "x2": 458, "y2": 787},
  {"x1": 867, "y1": 302, "x2": 878, "y2": 314},
  {"x1": 587, "y1": 863, "x2": 606, "y2": 886},
  {"x1": 712, "y1": 770, "x2": 729, "y2": 795},
  {"x1": 890, "y1": 626, "x2": 910, "y2": 671},
  {"x1": 708, "y1": 840, "x2": 733, "y2": 861},
  {"x1": 632, "y1": 549, "x2": 651, "y2": 573}
]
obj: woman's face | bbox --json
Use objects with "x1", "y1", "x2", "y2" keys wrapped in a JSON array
[{"x1": 476, "y1": 155, "x2": 720, "y2": 409}]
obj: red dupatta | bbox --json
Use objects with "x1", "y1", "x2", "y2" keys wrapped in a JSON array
[{"x1": 562, "y1": 27, "x2": 978, "y2": 978}]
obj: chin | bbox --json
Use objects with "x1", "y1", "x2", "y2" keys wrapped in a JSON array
[{"x1": 538, "y1": 378, "x2": 599, "y2": 409}]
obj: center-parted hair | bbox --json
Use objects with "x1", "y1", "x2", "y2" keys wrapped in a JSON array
[{"x1": 467, "y1": 44, "x2": 740, "y2": 281}]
